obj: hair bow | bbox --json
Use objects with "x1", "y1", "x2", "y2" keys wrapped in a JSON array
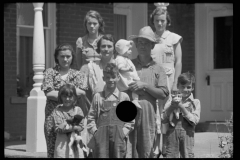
[{"x1": 154, "y1": 3, "x2": 169, "y2": 10}]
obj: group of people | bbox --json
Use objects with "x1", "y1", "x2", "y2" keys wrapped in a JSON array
[{"x1": 41, "y1": 3, "x2": 201, "y2": 158}]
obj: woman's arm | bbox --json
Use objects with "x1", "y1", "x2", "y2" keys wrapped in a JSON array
[
  {"x1": 46, "y1": 91, "x2": 59, "y2": 101},
  {"x1": 87, "y1": 95, "x2": 99, "y2": 135},
  {"x1": 143, "y1": 83, "x2": 168, "y2": 100},
  {"x1": 53, "y1": 111, "x2": 75, "y2": 134},
  {"x1": 76, "y1": 47, "x2": 83, "y2": 70},
  {"x1": 172, "y1": 42, "x2": 182, "y2": 92},
  {"x1": 76, "y1": 88, "x2": 86, "y2": 97},
  {"x1": 42, "y1": 68, "x2": 57, "y2": 101}
]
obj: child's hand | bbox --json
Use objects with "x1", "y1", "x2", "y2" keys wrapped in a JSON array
[
  {"x1": 179, "y1": 101, "x2": 191, "y2": 109},
  {"x1": 58, "y1": 122, "x2": 67, "y2": 130},
  {"x1": 74, "y1": 125, "x2": 83, "y2": 132}
]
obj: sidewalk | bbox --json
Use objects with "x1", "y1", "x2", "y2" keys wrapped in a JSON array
[{"x1": 4, "y1": 132, "x2": 230, "y2": 158}]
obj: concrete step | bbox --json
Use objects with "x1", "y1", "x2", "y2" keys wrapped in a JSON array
[
  {"x1": 195, "y1": 121, "x2": 233, "y2": 133},
  {"x1": 4, "y1": 140, "x2": 47, "y2": 158}
]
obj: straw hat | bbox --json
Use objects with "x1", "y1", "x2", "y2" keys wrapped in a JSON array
[
  {"x1": 115, "y1": 39, "x2": 133, "y2": 55},
  {"x1": 84, "y1": 48, "x2": 101, "y2": 61},
  {"x1": 128, "y1": 26, "x2": 158, "y2": 44}
]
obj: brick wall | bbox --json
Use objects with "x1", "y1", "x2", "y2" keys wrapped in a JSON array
[
  {"x1": 4, "y1": 3, "x2": 115, "y2": 138},
  {"x1": 4, "y1": 3, "x2": 27, "y2": 139},
  {"x1": 148, "y1": 3, "x2": 195, "y2": 74},
  {"x1": 56, "y1": 3, "x2": 114, "y2": 69},
  {"x1": 4, "y1": 3, "x2": 195, "y2": 139}
]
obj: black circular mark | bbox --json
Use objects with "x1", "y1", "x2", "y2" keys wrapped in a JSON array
[{"x1": 116, "y1": 101, "x2": 137, "y2": 122}]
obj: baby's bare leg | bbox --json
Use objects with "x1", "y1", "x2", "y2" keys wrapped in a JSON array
[{"x1": 132, "y1": 92, "x2": 141, "y2": 109}]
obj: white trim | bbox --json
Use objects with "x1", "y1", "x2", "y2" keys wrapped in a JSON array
[
  {"x1": 113, "y1": 3, "x2": 132, "y2": 38},
  {"x1": 17, "y1": 25, "x2": 51, "y2": 30},
  {"x1": 143, "y1": 3, "x2": 148, "y2": 26},
  {"x1": 16, "y1": 3, "x2": 56, "y2": 71},
  {"x1": 206, "y1": 4, "x2": 233, "y2": 70},
  {"x1": 45, "y1": 3, "x2": 56, "y2": 69},
  {"x1": 195, "y1": 3, "x2": 233, "y2": 122},
  {"x1": 195, "y1": 3, "x2": 203, "y2": 99}
]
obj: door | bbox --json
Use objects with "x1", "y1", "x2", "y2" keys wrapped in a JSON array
[
  {"x1": 114, "y1": 3, "x2": 148, "y2": 59},
  {"x1": 195, "y1": 4, "x2": 233, "y2": 122}
]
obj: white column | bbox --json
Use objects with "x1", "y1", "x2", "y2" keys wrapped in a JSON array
[{"x1": 26, "y1": 3, "x2": 47, "y2": 153}]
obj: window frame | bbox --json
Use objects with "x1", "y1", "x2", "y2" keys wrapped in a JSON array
[
  {"x1": 16, "y1": 3, "x2": 56, "y2": 97},
  {"x1": 206, "y1": 3, "x2": 233, "y2": 71},
  {"x1": 113, "y1": 3, "x2": 132, "y2": 39}
]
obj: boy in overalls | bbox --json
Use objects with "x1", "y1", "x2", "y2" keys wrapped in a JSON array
[{"x1": 87, "y1": 62, "x2": 135, "y2": 158}]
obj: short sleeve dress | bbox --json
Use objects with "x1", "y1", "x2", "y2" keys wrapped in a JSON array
[
  {"x1": 151, "y1": 30, "x2": 182, "y2": 90},
  {"x1": 53, "y1": 105, "x2": 85, "y2": 158},
  {"x1": 76, "y1": 34, "x2": 103, "y2": 71},
  {"x1": 41, "y1": 65, "x2": 88, "y2": 158}
]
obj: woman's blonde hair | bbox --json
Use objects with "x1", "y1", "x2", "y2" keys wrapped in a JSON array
[
  {"x1": 150, "y1": 7, "x2": 171, "y2": 27},
  {"x1": 84, "y1": 10, "x2": 105, "y2": 34}
]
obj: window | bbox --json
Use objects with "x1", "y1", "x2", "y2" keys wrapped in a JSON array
[
  {"x1": 113, "y1": 3, "x2": 132, "y2": 58},
  {"x1": 214, "y1": 16, "x2": 233, "y2": 69},
  {"x1": 16, "y1": 3, "x2": 56, "y2": 97},
  {"x1": 114, "y1": 14, "x2": 127, "y2": 41}
]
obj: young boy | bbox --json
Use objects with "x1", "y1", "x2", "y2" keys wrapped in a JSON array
[
  {"x1": 115, "y1": 39, "x2": 141, "y2": 109},
  {"x1": 161, "y1": 72, "x2": 201, "y2": 158},
  {"x1": 87, "y1": 62, "x2": 135, "y2": 158}
]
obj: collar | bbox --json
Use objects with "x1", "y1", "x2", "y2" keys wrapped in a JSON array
[
  {"x1": 182, "y1": 93, "x2": 194, "y2": 103},
  {"x1": 136, "y1": 56, "x2": 156, "y2": 68},
  {"x1": 155, "y1": 30, "x2": 171, "y2": 39},
  {"x1": 103, "y1": 86, "x2": 119, "y2": 99},
  {"x1": 54, "y1": 65, "x2": 72, "y2": 73},
  {"x1": 87, "y1": 34, "x2": 103, "y2": 42},
  {"x1": 54, "y1": 65, "x2": 73, "y2": 77}
]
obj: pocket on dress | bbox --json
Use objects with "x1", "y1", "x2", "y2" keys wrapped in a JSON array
[{"x1": 164, "y1": 44, "x2": 174, "y2": 63}]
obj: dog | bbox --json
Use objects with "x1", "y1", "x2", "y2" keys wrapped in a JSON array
[{"x1": 66, "y1": 114, "x2": 87, "y2": 157}]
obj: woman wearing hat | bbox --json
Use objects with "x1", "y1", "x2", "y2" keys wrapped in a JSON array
[
  {"x1": 128, "y1": 26, "x2": 169, "y2": 158},
  {"x1": 150, "y1": 3, "x2": 183, "y2": 157}
]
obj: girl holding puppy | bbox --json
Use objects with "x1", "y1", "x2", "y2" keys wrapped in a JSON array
[{"x1": 52, "y1": 84, "x2": 86, "y2": 158}]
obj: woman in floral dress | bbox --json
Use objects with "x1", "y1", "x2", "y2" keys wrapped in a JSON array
[{"x1": 41, "y1": 43, "x2": 88, "y2": 158}]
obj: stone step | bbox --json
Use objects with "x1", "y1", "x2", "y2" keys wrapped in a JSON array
[{"x1": 195, "y1": 121, "x2": 233, "y2": 133}]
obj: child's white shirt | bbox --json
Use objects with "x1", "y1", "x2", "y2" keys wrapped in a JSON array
[{"x1": 115, "y1": 55, "x2": 140, "y2": 85}]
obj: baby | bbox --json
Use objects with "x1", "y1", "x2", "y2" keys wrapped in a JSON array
[
  {"x1": 115, "y1": 39, "x2": 141, "y2": 109},
  {"x1": 169, "y1": 92, "x2": 182, "y2": 127}
]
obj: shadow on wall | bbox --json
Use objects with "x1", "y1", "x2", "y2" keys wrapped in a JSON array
[{"x1": 195, "y1": 121, "x2": 233, "y2": 133}]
